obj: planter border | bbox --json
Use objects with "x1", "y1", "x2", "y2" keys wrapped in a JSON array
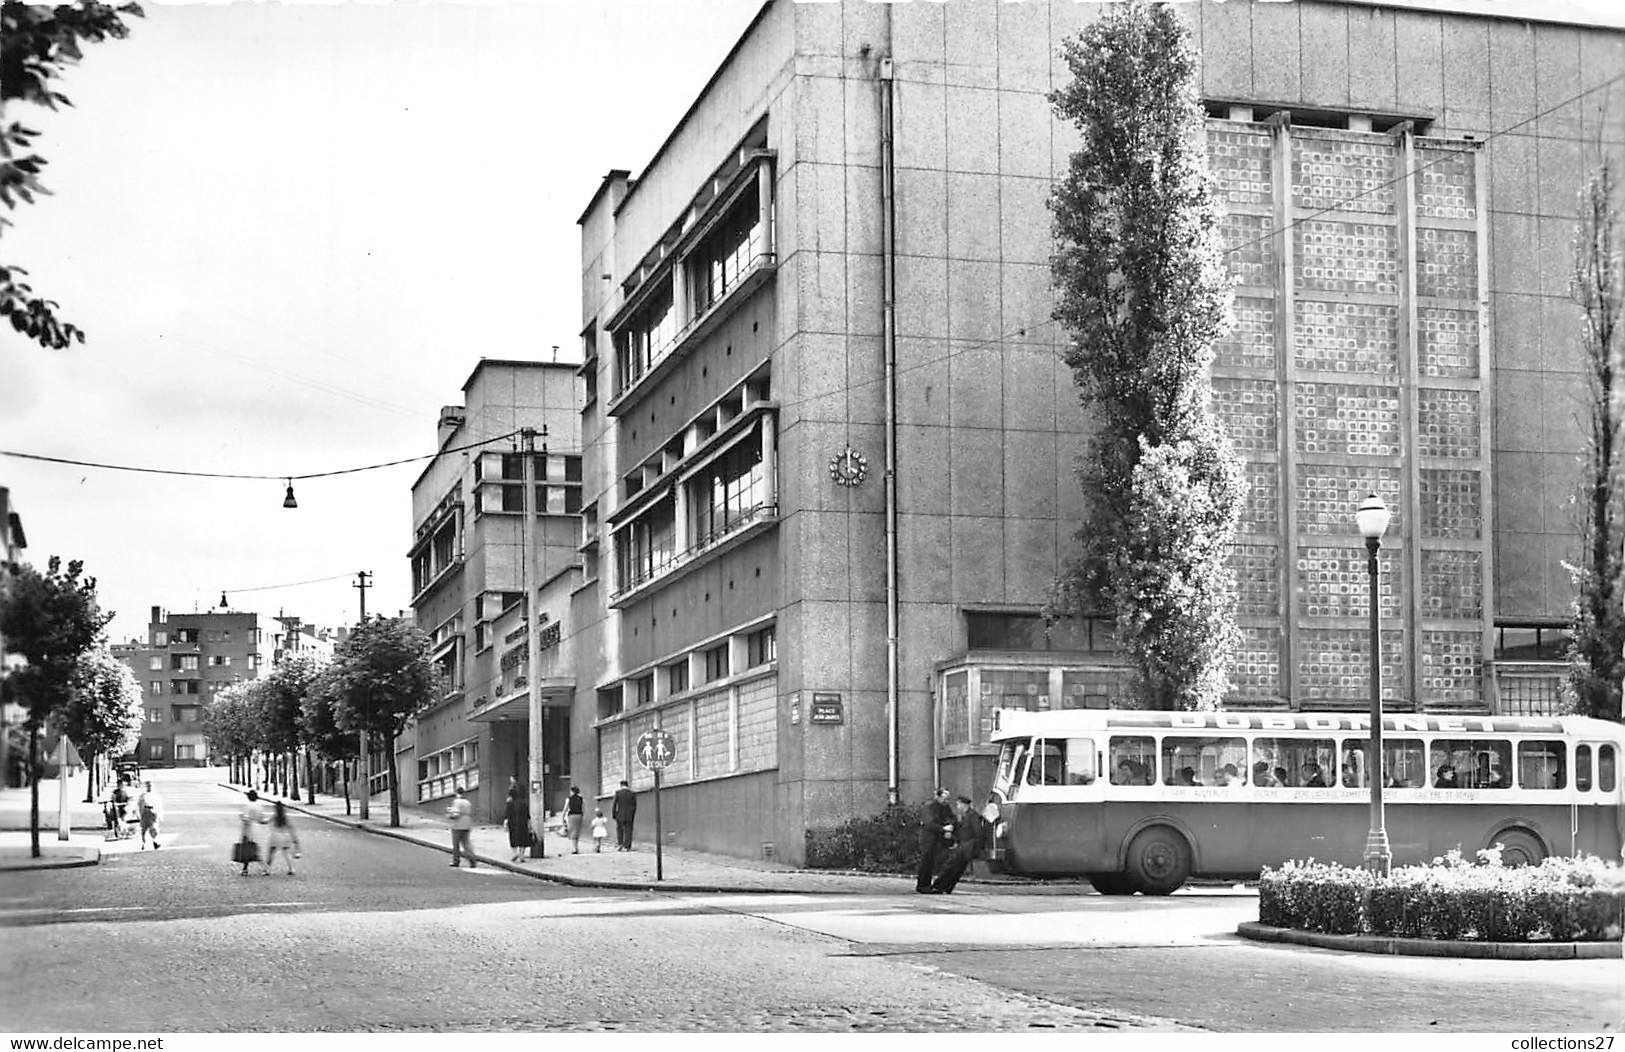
[{"x1": 1238, "y1": 921, "x2": 1622, "y2": 959}]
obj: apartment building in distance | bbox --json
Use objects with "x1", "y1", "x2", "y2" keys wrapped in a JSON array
[
  {"x1": 113, "y1": 607, "x2": 263, "y2": 767},
  {"x1": 563, "y1": 0, "x2": 1624, "y2": 863},
  {"x1": 402, "y1": 359, "x2": 583, "y2": 822}
]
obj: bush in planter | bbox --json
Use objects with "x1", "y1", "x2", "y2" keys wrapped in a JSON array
[
  {"x1": 1261, "y1": 849, "x2": 1625, "y2": 942},
  {"x1": 803, "y1": 803, "x2": 926, "y2": 873}
]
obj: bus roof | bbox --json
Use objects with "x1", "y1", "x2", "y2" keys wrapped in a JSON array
[{"x1": 988, "y1": 708, "x2": 1625, "y2": 741}]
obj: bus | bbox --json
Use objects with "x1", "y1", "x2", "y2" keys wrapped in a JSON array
[{"x1": 984, "y1": 708, "x2": 1625, "y2": 894}]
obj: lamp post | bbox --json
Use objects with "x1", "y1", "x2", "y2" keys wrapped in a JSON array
[{"x1": 1355, "y1": 492, "x2": 1392, "y2": 877}]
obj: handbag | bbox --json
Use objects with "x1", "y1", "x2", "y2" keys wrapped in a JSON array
[{"x1": 232, "y1": 838, "x2": 260, "y2": 864}]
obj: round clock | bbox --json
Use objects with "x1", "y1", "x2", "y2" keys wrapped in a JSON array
[{"x1": 829, "y1": 446, "x2": 868, "y2": 488}]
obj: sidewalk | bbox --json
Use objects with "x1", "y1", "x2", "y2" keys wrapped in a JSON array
[
  {"x1": 0, "y1": 777, "x2": 121, "y2": 870},
  {"x1": 225, "y1": 781, "x2": 1046, "y2": 895}
]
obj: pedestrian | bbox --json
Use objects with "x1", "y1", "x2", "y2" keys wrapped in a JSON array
[
  {"x1": 612, "y1": 779, "x2": 637, "y2": 851},
  {"x1": 266, "y1": 799, "x2": 301, "y2": 875},
  {"x1": 136, "y1": 780, "x2": 163, "y2": 850},
  {"x1": 111, "y1": 777, "x2": 135, "y2": 839},
  {"x1": 564, "y1": 785, "x2": 585, "y2": 853},
  {"x1": 915, "y1": 787, "x2": 956, "y2": 894},
  {"x1": 446, "y1": 784, "x2": 476, "y2": 868},
  {"x1": 590, "y1": 809, "x2": 609, "y2": 853},
  {"x1": 236, "y1": 789, "x2": 268, "y2": 875},
  {"x1": 503, "y1": 785, "x2": 531, "y2": 863},
  {"x1": 931, "y1": 794, "x2": 985, "y2": 894}
]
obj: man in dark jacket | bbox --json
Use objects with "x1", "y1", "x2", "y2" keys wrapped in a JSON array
[
  {"x1": 612, "y1": 780, "x2": 637, "y2": 851},
  {"x1": 915, "y1": 787, "x2": 956, "y2": 893},
  {"x1": 931, "y1": 795, "x2": 985, "y2": 894}
]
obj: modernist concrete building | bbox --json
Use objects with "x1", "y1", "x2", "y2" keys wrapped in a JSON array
[
  {"x1": 402, "y1": 359, "x2": 583, "y2": 821},
  {"x1": 562, "y1": 0, "x2": 1623, "y2": 862},
  {"x1": 113, "y1": 607, "x2": 263, "y2": 767}
]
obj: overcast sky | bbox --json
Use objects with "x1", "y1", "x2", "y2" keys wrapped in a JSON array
[
  {"x1": 4, "y1": 0, "x2": 1622, "y2": 647},
  {"x1": 3, "y1": 0, "x2": 762, "y2": 643}
]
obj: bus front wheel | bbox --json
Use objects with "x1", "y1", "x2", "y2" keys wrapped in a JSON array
[
  {"x1": 1493, "y1": 829, "x2": 1546, "y2": 867},
  {"x1": 1088, "y1": 872, "x2": 1137, "y2": 895},
  {"x1": 1126, "y1": 827, "x2": 1191, "y2": 895}
]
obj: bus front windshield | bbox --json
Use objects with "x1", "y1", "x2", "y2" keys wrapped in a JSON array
[{"x1": 993, "y1": 740, "x2": 1028, "y2": 795}]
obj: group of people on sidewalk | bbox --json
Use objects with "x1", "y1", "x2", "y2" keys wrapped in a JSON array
[
  {"x1": 490, "y1": 780, "x2": 637, "y2": 864},
  {"x1": 915, "y1": 788, "x2": 988, "y2": 895},
  {"x1": 104, "y1": 777, "x2": 164, "y2": 849}
]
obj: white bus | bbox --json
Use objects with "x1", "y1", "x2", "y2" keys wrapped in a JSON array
[{"x1": 985, "y1": 709, "x2": 1625, "y2": 894}]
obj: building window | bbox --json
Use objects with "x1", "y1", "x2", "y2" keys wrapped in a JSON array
[
  {"x1": 667, "y1": 660, "x2": 689, "y2": 696},
  {"x1": 598, "y1": 687, "x2": 623, "y2": 720},
  {"x1": 966, "y1": 611, "x2": 1116, "y2": 653},
  {"x1": 174, "y1": 628, "x2": 198, "y2": 644},
  {"x1": 148, "y1": 656, "x2": 162, "y2": 671},
  {"x1": 152, "y1": 630, "x2": 168, "y2": 646},
  {"x1": 147, "y1": 742, "x2": 166, "y2": 761},
  {"x1": 633, "y1": 673, "x2": 654, "y2": 707},
  {"x1": 173, "y1": 707, "x2": 200, "y2": 724},
  {"x1": 616, "y1": 284, "x2": 676, "y2": 396},
  {"x1": 703, "y1": 643, "x2": 728, "y2": 683},
  {"x1": 176, "y1": 744, "x2": 197, "y2": 760},
  {"x1": 149, "y1": 682, "x2": 162, "y2": 696},
  {"x1": 206, "y1": 630, "x2": 223, "y2": 643},
  {"x1": 687, "y1": 438, "x2": 766, "y2": 549},
  {"x1": 746, "y1": 625, "x2": 776, "y2": 668},
  {"x1": 686, "y1": 189, "x2": 765, "y2": 317},
  {"x1": 172, "y1": 654, "x2": 199, "y2": 671},
  {"x1": 146, "y1": 708, "x2": 163, "y2": 723},
  {"x1": 615, "y1": 494, "x2": 677, "y2": 593},
  {"x1": 209, "y1": 654, "x2": 231, "y2": 666},
  {"x1": 1494, "y1": 622, "x2": 1571, "y2": 661},
  {"x1": 564, "y1": 455, "x2": 582, "y2": 482}
]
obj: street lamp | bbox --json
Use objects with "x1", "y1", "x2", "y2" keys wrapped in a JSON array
[{"x1": 1356, "y1": 492, "x2": 1392, "y2": 877}]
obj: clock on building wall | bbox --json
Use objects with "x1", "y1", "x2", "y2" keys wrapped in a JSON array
[{"x1": 829, "y1": 446, "x2": 868, "y2": 488}]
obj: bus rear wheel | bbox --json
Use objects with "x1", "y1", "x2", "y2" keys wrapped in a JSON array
[
  {"x1": 1088, "y1": 872, "x2": 1137, "y2": 895},
  {"x1": 1493, "y1": 829, "x2": 1546, "y2": 867},
  {"x1": 1126, "y1": 827, "x2": 1191, "y2": 895}
]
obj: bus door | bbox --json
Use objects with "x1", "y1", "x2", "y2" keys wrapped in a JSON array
[
  {"x1": 1572, "y1": 741, "x2": 1622, "y2": 859},
  {"x1": 1004, "y1": 736, "x2": 1102, "y2": 874}
]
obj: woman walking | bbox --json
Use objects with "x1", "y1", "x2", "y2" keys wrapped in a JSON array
[
  {"x1": 266, "y1": 800, "x2": 301, "y2": 875},
  {"x1": 564, "y1": 786, "x2": 585, "y2": 854},
  {"x1": 503, "y1": 785, "x2": 531, "y2": 862},
  {"x1": 236, "y1": 790, "x2": 269, "y2": 875}
]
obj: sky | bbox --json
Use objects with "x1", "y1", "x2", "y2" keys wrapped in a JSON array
[
  {"x1": 3, "y1": 0, "x2": 764, "y2": 644},
  {"x1": 5, "y1": 0, "x2": 1622, "y2": 647}
]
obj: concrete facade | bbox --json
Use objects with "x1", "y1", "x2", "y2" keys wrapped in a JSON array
[
  {"x1": 403, "y1": 359, "x2": 583, "y2": 823},
  {"x1": 113, "y1": 607, "x2": 263, "y2": 767},
  {"x1": 566, "y1": 0, "x2": 1621, "y2": 863}
]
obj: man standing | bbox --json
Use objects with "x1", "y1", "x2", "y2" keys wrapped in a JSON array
[
  {"x1": 136, "y1": 780, "x2": 163, "y2": 850},
  {"x1": 931, "y1": 794, "x2": 985, "y2": 894},
  {"x1": 612, "y1": 780, "x2": 637, "y2": 851},
  {"x1": 915, "y1": 787, "x2": 956, "y2": 894},
  {"x1": 446, "y1": 784, "x2": 476, "y2": 868}
]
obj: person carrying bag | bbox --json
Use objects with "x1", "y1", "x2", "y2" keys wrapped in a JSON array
[{"x1": 234, "y1": 789, "x2": 268, "y2": 875}]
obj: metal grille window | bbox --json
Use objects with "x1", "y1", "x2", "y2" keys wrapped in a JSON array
[{"x1": 687, "y1": 438, "x2": 766, "y2": 548}]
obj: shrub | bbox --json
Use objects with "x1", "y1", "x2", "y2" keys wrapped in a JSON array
[
  {"x1": 1260, "y1": 850, "x2": 1625, "y2": 942},
  {"x1": 804, "y1": 803, "x2": 926, "y2": 873}
]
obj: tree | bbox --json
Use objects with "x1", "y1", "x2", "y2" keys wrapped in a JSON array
[
  {"x1": 62, "y1": 645, "x2": 141, "y2": 802},
  {"x1": 1566, "y1": 158, "x2": 1625, "y2": 722},
  {"x1": 327, "y1": 618, "x2": 438, "y2": 827},
  {"x1": 0, "y1": 556, "x2": 110, "y2": 855},
  {"x1": 1047, "y1": 0, "x2": 1244, "y2": 711},
  {"x1": 258, "y1": 655, "x2": 321, "y2": 799},
  {"x1": 201, "y1": 682, "x2": 261, "y2": 787},
  {"x1": 1, "y1": 0, "x2": 142, "y2": 348},
  {"x1": 301, "y1": 669, "x2": 357, "y2": 811}
]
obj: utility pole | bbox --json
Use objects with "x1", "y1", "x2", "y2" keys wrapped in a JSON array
[
  {"x1": 354, "y1": 570, "x2": 372, "y2": 821},
  {"x1": 521, "y1": 427, "x2": 548, "y2": 857}
]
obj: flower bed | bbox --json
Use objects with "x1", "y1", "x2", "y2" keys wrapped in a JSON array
[{"x1": 1259, "y1": 849, "x2": 1625, "y2": 942}]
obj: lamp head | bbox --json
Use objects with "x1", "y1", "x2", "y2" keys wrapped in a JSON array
[
  {"x1": 1356, "y1": 492, "x2": 1390, "y2": 541},
  {"x1": 282, "y1": 480, "x2": 298, "y2": 509},
  {"x1": 219, "y1": 591, "x2": 228, "y2": 609}
]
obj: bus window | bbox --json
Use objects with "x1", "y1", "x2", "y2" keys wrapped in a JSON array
[
  {"x1": 1340, "y1": 739, "x2": 1423, "y2": 788},
  {"x1": 1063, "y1": 738, "x2": 1096, "y2": 785},
  {"x1": 1517, "y1": 740, "x2": 1566, "y2": 790},
  {"x1": 1253, "y1": 738, "x2": 1334, "y2": 788},
  {"x1": 1161, "y1": 736, "x2": 1247, "y2": 787},
  {"x1": 1601, "y1": 745, "x2": 1617, "y2": 793},
  {"x1": 1576, "y1": 744, "x2": 1593, "y2": 792},
  {"x1": 994, "y1": 741, "x2": 1026, "y2": 789},
  {"x1": 1027, "y1": 740, "x2": 1063, "y2": 785},
  {"x1": 1432, "y1": 739, "x2": 1512, "y2": 789},
  {"x1": 1109, "y1": 736, "x2": 1155, "y2": 785}
]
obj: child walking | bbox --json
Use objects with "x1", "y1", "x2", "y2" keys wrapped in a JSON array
[{"x1": 590, "y1": 810, "x2": 609, "y2": 853}]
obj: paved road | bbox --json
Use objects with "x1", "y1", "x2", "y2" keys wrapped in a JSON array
[{"x1": 3, "y1": 769, "x2": 1619, "y2": 1032}]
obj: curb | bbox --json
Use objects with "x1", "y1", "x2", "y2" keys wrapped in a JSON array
[
  {"x1": 217, "y1": 784, "x2": 875, "y2": 895},
  {"x1": 1236, "y1": 921, "x2": 1623, "y2": 959},
  {"x1": 0, "y1": 850, "x2": 101, "y2": 872}
]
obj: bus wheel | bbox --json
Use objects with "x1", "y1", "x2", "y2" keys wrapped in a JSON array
[
  {"x1": 1088, "y1": 873, "x2": 1137, "y2": 895},
  {"x1": 1493, "y1": 829, "x2": 1546, "y2": 867},
  {"x1": 1126, "y1": 827, "x2": 1190, "y2": 895}
]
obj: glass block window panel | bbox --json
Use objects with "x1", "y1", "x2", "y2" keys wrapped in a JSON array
[{"x1": 736, "y1": 677, "x2": 777, "y2": 773}]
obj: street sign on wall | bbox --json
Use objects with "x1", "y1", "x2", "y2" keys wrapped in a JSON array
[
  {"x1": 810, "y1": 692, "x2": 844, "y2": 725},
  {"x1": 636, "y1": 730, "x2": 676, "y2": 770}
]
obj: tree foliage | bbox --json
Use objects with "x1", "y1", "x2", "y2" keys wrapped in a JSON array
[
  {"x1": 0, "y1": 556, "x2": 110, "y2": 727},
  {"x1": 1566, "y1": 158, "x2": 1625, "y2": 722},
  {"x1": 327, "y1": 618, "x2": 438, "y2": 826},
  {"x1": 62, "y1": 645, "x2": 141, "y2": 759},
  {"x1": 0, "y1": 0, "x2": 142, "y2": 348},
  {"x1": 201, "y1": 682, "x2": 262, "y2": 765},
  {"x1": 1047, "y1": 0, "x2": 1244, "y2": 710}
]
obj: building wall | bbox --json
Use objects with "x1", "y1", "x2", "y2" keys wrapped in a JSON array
[
  {"x1": 576, "y1": 0, "x2": 1624, "y2": 862},
  {"x1": 118, "y1": 608, "x2": 262, "y2": 766}
]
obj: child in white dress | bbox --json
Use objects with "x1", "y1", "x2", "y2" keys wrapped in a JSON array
[{"x1": 590, "y1": 810, "x2": 609, "y2": 853}]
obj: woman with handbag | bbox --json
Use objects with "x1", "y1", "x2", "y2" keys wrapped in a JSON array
[{"x1": 235, "y1": 789, "x2": 269, "y2": 875}]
